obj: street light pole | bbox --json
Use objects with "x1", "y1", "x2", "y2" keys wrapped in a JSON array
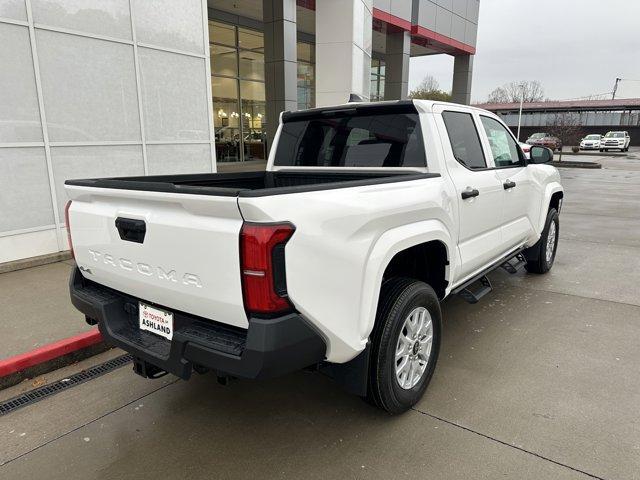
[{"x1": 612, "y1": 77, "x2": 621, "y2": 100}]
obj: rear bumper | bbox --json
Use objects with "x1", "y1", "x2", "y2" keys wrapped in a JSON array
[{"x1": 69, "y1": 268, "x2": 326, "y2": 380}]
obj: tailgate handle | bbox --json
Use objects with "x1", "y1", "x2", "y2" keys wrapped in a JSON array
[{"x1": 115, "y1": 217, "x2": 146, "y2": 244}]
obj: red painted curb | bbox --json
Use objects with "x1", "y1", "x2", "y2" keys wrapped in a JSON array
[{"x1": 0, "y1": 329, "x2": 103, "y2": 377}]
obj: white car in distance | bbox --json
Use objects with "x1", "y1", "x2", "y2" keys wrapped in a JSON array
[{"x1": 579, "y1": 134, "x2": 602, "y2": 151}]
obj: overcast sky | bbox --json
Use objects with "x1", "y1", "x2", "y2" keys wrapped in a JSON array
[{"x1": 408, "y1": 0, "x2": 640, "y2": 103}]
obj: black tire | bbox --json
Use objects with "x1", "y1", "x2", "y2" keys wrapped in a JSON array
[
  {"x1": 599, "y1": 149, "x2": 604, "y2": 152},
  {"x1": 366, "y1": 278, "x2": 441, "y2": 414},
  {"x1": 524, "y1": 208, "x2": 559, "y2": 274}
]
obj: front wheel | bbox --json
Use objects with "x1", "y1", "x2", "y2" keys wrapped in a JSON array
[
  {"x1": 524, "y1": 208, "x2": 559, "y2": 274},
  {"x1": 366, "y1": 278, "x2": 441, "y2": 414}
]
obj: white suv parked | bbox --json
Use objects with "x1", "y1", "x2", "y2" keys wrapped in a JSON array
[{"x1": 601, "y1": 131, "x2": 631, "y2": 152}]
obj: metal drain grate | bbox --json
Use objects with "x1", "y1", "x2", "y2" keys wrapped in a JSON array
[{"x1": 0, "y1": 354, "x2": 132, "y2": 416}]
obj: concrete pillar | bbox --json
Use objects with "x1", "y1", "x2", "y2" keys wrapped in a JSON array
[
  {"x1": 316, "y1": 0, "x2": 373, "y2": 106},
  {"x1": 384, "y1": 30, "x2": 411, "y2": 100},
  {"x1": 451, "y1": 54, "x2": 474, "y2": 105},
  {"x1": 263, "y1": 0, "x2": 297, "y2": 148}
]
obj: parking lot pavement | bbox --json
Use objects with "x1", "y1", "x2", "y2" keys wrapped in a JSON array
[
  {"x1": 1, "y1": 154, "x2": 640, "y2": 479},
  {"x1": 0, "y1": 259, "x2": 86, "y2": 358}
]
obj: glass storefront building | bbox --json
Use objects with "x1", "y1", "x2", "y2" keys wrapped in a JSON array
[
  {"x1": 210, "y1": 20, "x2": 388, "y2": 162},
  {"x1": 0, "y1": 0, "x2": 479, "y2": 263}
]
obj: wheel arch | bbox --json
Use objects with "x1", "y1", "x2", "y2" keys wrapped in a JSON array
[
  {"x1": 538, "y1": 184, "x2": 563, "y2": 233},
  {"x1": 358, "y1": 220, "x2": 454, "y2": 343}
]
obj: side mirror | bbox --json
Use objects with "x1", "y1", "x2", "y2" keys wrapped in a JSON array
[{"x1": 529, "y1": 145, "x2": 553, "y2": 164}]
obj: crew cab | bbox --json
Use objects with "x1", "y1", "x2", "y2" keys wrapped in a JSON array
[
  {"x1": 65, "y1": 100, "x2": 563, "y2": 414},
  {"x1": 601, "y1": 131, "x2": 631, "y2": 152}
]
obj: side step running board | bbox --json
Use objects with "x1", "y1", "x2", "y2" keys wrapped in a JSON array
[
  {"x1": 500, "y1": 254, "x2": 526, "y2": 274},
  {"x1": 457, "y1": 275, "x2": 492, "y2": 304},
  {"x1": 452, "y1": 247, "x2": 526, "y2": 304}
]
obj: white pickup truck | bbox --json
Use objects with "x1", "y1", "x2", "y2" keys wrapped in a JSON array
[{"x1": 66, "y1": 100, "x2": 563, "y2": 414}]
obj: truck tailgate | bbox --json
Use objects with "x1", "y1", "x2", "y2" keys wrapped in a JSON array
[{"x1": 66, "y1": 186, "x2": 248, "y2": 329}]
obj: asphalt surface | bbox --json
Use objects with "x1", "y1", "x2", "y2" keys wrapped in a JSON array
[{"x1": 1, "y1": 154, "x2": 639, "y2": 479}]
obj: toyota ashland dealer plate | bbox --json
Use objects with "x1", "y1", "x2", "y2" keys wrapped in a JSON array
[{"x1": 139, "y1": 302, "x2": 173, "y2": 340}]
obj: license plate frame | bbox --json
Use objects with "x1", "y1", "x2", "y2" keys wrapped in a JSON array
[{"x1": 139, "y1": 302, "x2": 174, "y2": 340}]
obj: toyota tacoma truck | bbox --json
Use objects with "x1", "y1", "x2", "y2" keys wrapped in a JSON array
[{"x1": 65, "y1": 100, "x2": 563, "y2": 414}]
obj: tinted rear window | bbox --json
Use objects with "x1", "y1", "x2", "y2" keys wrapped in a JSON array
[
  {"x1": 442, "y1": 111, "x2": 487, "y2": 170},
  {"x1": 274, "y1": 109, "x2": 426, "y2": 168}
]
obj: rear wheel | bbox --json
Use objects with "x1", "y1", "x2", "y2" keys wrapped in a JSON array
[
  {"x1": 366, "y1": 278, "x2": 441, "y2": 414},
  {"x1": 524, "y1": 208, "x2": 559, "y2": 274}
]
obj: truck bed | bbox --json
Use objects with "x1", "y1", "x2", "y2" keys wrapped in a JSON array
[{"x1": 65, "y1": 170, "x2": 439, "y2": 197}]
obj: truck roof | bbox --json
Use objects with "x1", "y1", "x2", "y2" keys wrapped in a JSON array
[{"x1": 281, "y1": 99, "x2": 493, "y2": 122}]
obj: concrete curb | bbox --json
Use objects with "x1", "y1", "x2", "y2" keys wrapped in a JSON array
[
  {"x1": 551, "y1": 160, "x2": 602, "y2": 169},
  {"x1": 558, "y1": 151, "x2": 626, "y2": 157},
  {"x1": 0, "y1": 251, "x2": 72, "y2": 275},
  {"x1": 0, "y1": 330, "x2": 108, "y2": 390}
]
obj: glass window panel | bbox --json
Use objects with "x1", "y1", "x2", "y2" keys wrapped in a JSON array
[
  {"x1": 441, "y1": 111, "x2": 487, "y2": 170},
  {"x1": 274, "y1": 110, "x2": 426, "y2": 168},
  {"x1": 238, "y1": 50, "x2": 264, "y2": 81},
  {"x1": 238, "y1": 27, "x2": 263, "y2": 51},
  {"x1": 479, "y1": 116, "x2": 522, "y2": 167},
  {"x1": 209, "y1": 21, "x2": 236, "y2": 47},
  {"x1": 240, "y1": 80, "x2": 266, "y2": 161},
  {"x1": 210, "y1": 44, "x2": 237, "y2": 77},
  {"x1": 212, "y1": 76, "x2": 241, "y2": 162},
  {"x1": 297, "y1": 41, "x2": 314, "y2": 63},
  {"x1": 297, "y1": 62, "x2": 315, "y2": 110}
]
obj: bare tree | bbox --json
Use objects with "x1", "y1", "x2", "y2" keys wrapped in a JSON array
[
  {"x1": 547, "y1": 112, "x2": 583, "y2": 159},
  {"x1": 408, "y1": 75, "x2": 452, "y2": 102},
  {"x1": 487, "y1": 80, "x2": 545, "y2": 103}
]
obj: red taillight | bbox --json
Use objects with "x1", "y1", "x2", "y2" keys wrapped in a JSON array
[
  {"x1": 240, "y1": 222, "x2": 295, "y2": 315},
  {"x1": 64, "y1": 200, "x2": 74, "y2": 258}
]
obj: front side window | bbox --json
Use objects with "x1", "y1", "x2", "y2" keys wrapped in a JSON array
[
  {"x1": 479, "y1": 116, "x2": 523, "y2": 167},
  {"x1": 274, "y1": 107, "x2": 426, "y2": 168},
  {"x1": 441, "y1": 111, "x2": 486, "y2": 170}
]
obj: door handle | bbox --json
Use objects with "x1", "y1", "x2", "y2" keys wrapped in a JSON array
[
  {"x1": 461, "y1": 187, "x2": 480, "y2": 199},
  {"x1": 503, "y1": 180, "x2": 516, "y2": 190},
  {"x1": 115, "y1": 217, "x2": 146, "y2": 243}
]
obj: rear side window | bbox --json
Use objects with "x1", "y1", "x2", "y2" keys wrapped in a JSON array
[
  {"x1": 274, "y1": 109, "x2": 426, "y2": 168},
  {"x1": 441, "y1": 111, "x2": 486, "y2": 170}
]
